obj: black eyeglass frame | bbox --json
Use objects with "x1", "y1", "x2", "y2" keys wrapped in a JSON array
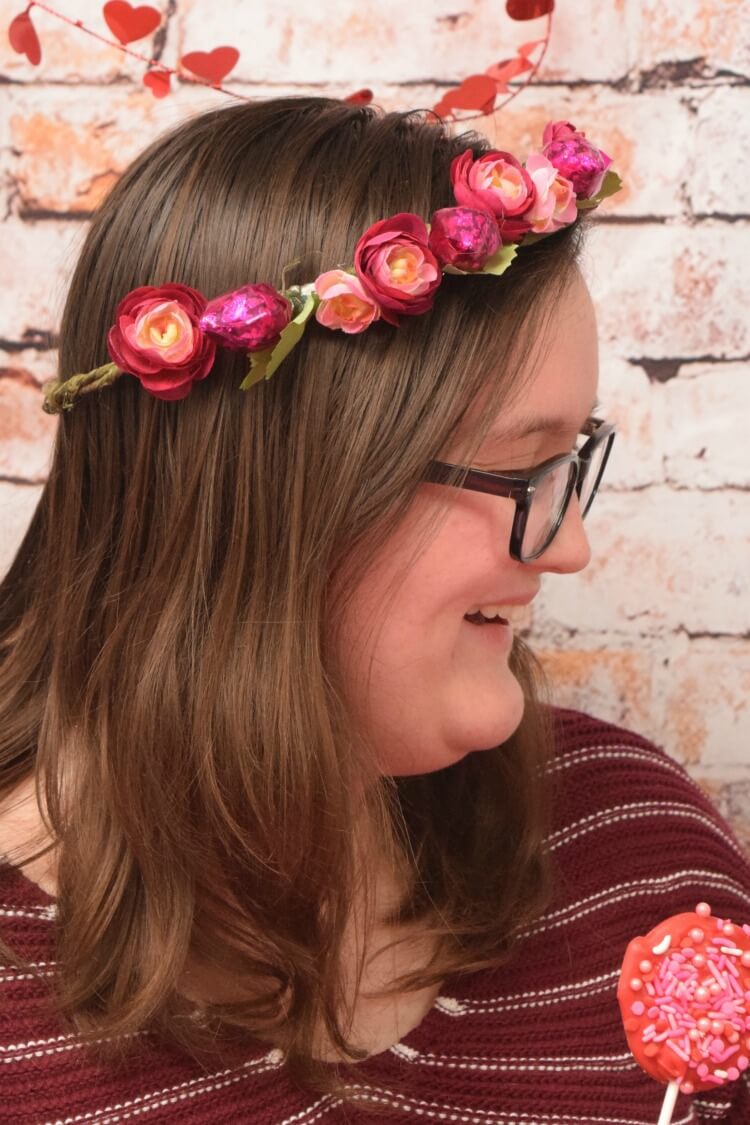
[{"x1": 424, "y1": 416, "x2": 617, "y2": 563}]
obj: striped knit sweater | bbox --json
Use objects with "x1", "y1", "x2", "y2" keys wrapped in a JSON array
[{"x1": 1, "y1": 706, "x2": 749, "y2": 1124}]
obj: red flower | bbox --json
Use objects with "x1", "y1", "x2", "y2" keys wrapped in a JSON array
[
  {"x1": 107, "y1": 284, "x2": 216, "y2": 401},
  {"x1": 354, "y1": 213, "x2": 442, "y2": 326},
  {"x1": 450, "y1": 149, "x2": 536, "y2": 244},
  {"x1": 542, "y1": 120, "x2": 613, "y2": 199},
  {"x1": 428, "y1": 207, "x2": 501, "y2": 271}
]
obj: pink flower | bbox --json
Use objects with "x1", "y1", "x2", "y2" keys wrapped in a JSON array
[
  {"x1": 542, "y1": 120, "x2": 612, "y2": 199},
  {"x1": 428, "y1": 207, "x2": 501, "y2": 271},
  {"x1": 107, "y1": 283, "x2": 216, "y2": 402},
  {"x1": 199, "y1": 284, "x2": 292, "y2": 352},
  {"x1": 314, "y1": 270, "x2": 381, "y2": 334},
  {"x1": 354, "y1": 213, "x2": 442, "y2": 326},
  {"x1": 524, "y1": 153, "x2": 578, "y2": 235},
  {"x1": 450, "y1": 149, "x2": 536, "y2": 243}
]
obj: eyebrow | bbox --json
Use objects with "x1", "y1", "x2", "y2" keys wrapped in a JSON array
[{"x1": 488, "y1": 397, "x2": 601, "y2": 443}]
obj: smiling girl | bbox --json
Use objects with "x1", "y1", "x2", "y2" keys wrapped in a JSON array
[{"x1": 0, "y1": 96, "x2": 748, "y2": 1123}]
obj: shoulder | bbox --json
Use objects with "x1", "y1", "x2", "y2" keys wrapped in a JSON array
[
  {"x1": 542, "y1": 704, "x2": 750, "y2": 932},
  {"x1": 0, "y1": 860, "x2": 56, "y2": 962}
]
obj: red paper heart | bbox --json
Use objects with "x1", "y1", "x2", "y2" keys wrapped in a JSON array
[
  {"x1": 143, "y1": 68, "x2": 171, "y2": 98},
  {"x1": 506, "y1": 0, "x2": 554, "y2": 19},
  {"x1": 485, "y1": 54, "x2": 533, "y2": 84},
  {"x1": 103, "y1": 1, "x2": 161, "y2": 45},
  {"x1": 518, "y1": 38, "x2": 546, "y2": 57},
  {"x1": 8, "y1": 9, "x2": 42, "y2": 65},
  {"x1": 433, "y1": 74, "x2": 498, "y2": 118},
  {"x1": 181, "y1": 47, "x2": 239, "y2": 84},
  {"x1": 344, "y1": 88, "x2": 373, "y2": 106}
]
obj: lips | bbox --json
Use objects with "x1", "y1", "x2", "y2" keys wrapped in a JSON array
[{"x1": 465, "y1": 591, "x2": 540, "y2": 615}]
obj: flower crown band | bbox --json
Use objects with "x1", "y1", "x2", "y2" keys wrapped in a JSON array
[{"x1": 42, "y1": 121, "x2": 621, "y2": 415}]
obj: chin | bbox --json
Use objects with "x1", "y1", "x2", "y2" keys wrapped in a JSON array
[
  {"x1": 452, "y1": 673, "x2": 526, "y2": 754},
  {"x1": 389, "y1": 684, "x2": 526, "y2": 777}
]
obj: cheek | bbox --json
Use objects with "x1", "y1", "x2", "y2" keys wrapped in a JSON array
[{"x1": 333, "y1": 499, "x2": 525, "y2": 777}]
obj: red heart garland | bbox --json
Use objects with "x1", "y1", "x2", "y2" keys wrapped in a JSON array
[
  {"x1": 506, "y1": 0, "x2": 554, "y2": 19},
  {"x1": 143, "y1": 68, "x2": 170, "y2": 98},
  {"x1": 433, "y1": 74, "x2": 499, "y2": 119},
  {"x1": 103, "y1": 1, "x2": 161, "y2": 45},
  {"x1": 181, "y1": 47, "x2": 239, "y2": 84},
  {"x1": 8, "y1": 9, "x2": 42, "y2": 65},
  {"x1": 485, "y1": 55, "x2": 533, "y2": 85}
]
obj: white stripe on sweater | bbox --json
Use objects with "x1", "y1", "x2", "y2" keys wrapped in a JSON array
[
  {"x1": 389, "y1": 1043, "x2": 640, "y2": 1073},
  {"x1": 45, "y1": 1050, "x2": 285, "y2": 1125},
  {"x1": 435, "y1": 968, "x2": 620, "y2": 1015},
  {"x1": 2, "y1": 1029, "x2": 143, "y2": 1063},
  {"x1": 547, "y1": 801, "x2": 747, "y2": 861},
  {"x1": 519, "y1": 868, "x2": 750, "y2": 937},
  {"x1": 341, "y1": 1082, "x2": 698, "y2": 1125},
  {"x1": 0, "y1": 903, "x2": 56, "y2": 921},
  {"x1": 548, "y1": 742, "x2": 685, "y2": 775}
]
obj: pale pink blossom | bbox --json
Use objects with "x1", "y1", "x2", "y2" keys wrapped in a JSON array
[
  {"x1": 524, "y1": 153, "x2": 578, "y2": 235},
  {"x1": 314, "y1": 269, "x2": 381, "y2": 334},
  {"x1": 129, "y1": 300, "x2": 196, "y2": 364}
]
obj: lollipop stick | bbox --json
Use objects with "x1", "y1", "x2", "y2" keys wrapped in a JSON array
[{"x1": 656, "y1": 1080, "x2": 680, "y2": 1125}]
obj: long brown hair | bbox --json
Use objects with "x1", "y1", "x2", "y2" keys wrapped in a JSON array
[{"x1": 0, "y1": 96, "x2": 585, "y2": 1103}]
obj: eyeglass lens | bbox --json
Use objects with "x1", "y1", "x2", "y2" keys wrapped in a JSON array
[
  {"x1": 523, "y1": 461, "x2": 576, "y2": 559},
  {"x1": 522, "y1": 436, "x2": 610, "y2": 561}
]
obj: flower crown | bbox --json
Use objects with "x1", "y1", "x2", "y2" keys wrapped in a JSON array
[{"x1": 42, "y1": 121, "x2": 621, "y2": 415}]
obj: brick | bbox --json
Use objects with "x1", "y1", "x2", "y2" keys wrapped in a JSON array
[
  {"x1": 177, "y1": 0, "x2": 632, "y2": 86},
  {"x1": 0, "y1": 367, "x2": 57, "y2": 482},
  {"x1": 0, "y1": 0, "x2": 150, "y2": 83},
  {"x1": 661, "y1": 363, "x2": 750, "y2": 488},
  {"x1": 595, "y1": 358, "x2": 665, "y2": 488},
  {"x1": 2, "y1": 85, "x2": 689, "y2": 222},
  {"x1": 3, "y1": 0, "x2": 746, "y2": 92},
  {"x1": 585, "y1": 222, "x2": 750, "y2": 361},
  {"x1": 690, "y1": 88, "x2": 750, "y2": 215},
  {"x1": 536, "y1": 646, "x2": 654, "y2": 733},
  {"x1": 634, "y1": 0, "x2": 750, "y2": 80},
  {"x1": 4, "y1": 86, "x2": 203, "y2": 215},
  {"x1": 535, "y1": 488, "x2": 749, "y2": 636},
  {"x1": 692, "y1": 774, "x2": 750, "y2": 856},
  {"x1": 0, "y1": 220, "x2": 87, "y2": 343},
  {"x1": 2, "y1": 81, "x2": 690, "y2": 220},
  {"x1": 178, "y1": 0, "x2": 461, "y2": 85},
  {"x1": 0, "y1": 479, "x2": 43, "y2": 582},
  {"x1": 651, "y1": 635, "x2": 750, "y2": 768},
  {"x1": 0, "y1": 347, "x2": 57, "y2": 387},
  {"x1": 541, "y1": 5, "x2": 630, "y2": 83}
]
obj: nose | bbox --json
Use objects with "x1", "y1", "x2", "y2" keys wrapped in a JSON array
[{"x1": 529, "y1": 491, "x2": 592, "y2": 574}]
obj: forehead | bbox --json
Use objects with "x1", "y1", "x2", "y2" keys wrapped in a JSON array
[{"x1": 468, "y1": 268, "x2": 599, "y2": 442}]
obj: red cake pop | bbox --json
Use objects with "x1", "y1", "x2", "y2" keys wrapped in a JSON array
[{"x1": 618, "y1": 902, "x2": 750, "y2": 1121}]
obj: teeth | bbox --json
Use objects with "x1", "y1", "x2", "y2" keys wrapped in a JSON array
[{"x1": 467, "y1": 604, "x2": 508, "y2": 620}]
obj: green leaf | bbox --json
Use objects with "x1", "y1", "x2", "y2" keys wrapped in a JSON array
[
  {"x1": 518, "y1": 231, "x2": 546, "y2": 245},
  {"x1": 442, "y1": 242, "x2": 519, "y2": 277},
  {"x1": 576, "y1": 170, "x2": 623, "y2": 211},
  {"x1": 239, "y1": 293, "x2": 318, "y2": 391},
  {"x1": 598, "y1": 169, "x2": 623, "y2": 200},
  {"x1": 480, "y1": 242, "x2": 518, "y2": 275}
]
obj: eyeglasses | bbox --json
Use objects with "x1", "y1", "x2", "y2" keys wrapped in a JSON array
[{"x1": 424, "y1": 416, "x2": 616, "y2": 564}]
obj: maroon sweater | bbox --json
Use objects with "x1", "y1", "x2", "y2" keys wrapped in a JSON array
[{"x1": 2, "y1": 707, "x2": 749, "y2": 1124}]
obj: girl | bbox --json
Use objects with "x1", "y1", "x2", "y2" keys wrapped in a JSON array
[{"x1": 0, "y1": 96, "x2": 748, "y2": 1122}]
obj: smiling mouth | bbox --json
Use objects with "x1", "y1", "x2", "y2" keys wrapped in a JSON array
[{"x1": 463, "y1": 611, "x2": 510, "y2": 627}]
